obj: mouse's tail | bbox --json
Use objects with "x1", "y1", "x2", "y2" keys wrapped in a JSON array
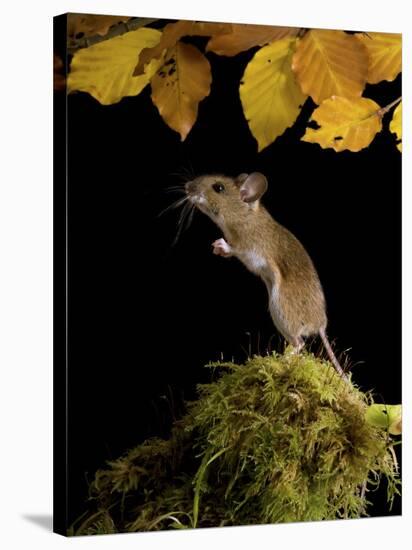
[{"x1": 319, "y1": 328, "x2": 348, "y2": 381}]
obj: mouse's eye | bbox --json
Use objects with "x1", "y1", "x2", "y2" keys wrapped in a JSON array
[{"x1": 212, "y1": 182, "x2": 225, "y2": 194}]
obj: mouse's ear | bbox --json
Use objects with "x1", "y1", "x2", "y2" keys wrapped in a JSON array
[
  {"x1": 238, "y1": 172, "x2": 268, "y2": 203},
  {"x1": 235, "y1": 173, "x2": 249, "y2": 186}
]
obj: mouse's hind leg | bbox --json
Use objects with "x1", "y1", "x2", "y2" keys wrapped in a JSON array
[
  {"x1": 284, "y1": 334, "x2": 305, "y2": 355},
  {"x1": 282, "y1": 335, "x2": 304, "y2": 356},
  {"x1": 291, "y1": 336, "x2": 304, "y2": 353},
  {"x1": 268, "y1": 290, "x2": 305, "y2": 354}
]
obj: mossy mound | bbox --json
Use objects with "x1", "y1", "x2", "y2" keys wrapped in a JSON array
[{"x1": 72, "y1": 351, "x2": 400, "y2": 535}]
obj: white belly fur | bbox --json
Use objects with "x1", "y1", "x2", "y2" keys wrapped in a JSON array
[
  {"x1": 236, "y1": 248, "x2": 282, "y2": 324},
  {"x1": 236, "y1": 249, "x2": 274, "y2": 294},
  {"x1": 239, "y1": 249, "x2": 268, "y2": 276}
]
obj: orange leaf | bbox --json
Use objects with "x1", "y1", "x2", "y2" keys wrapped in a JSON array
[
  {"x1": 356, "y1": 32, "x2": 402, "y2": 84},
  {"x1": 206, "y1": 24, "x2": 300, "y2": 56},
  {"x1": 134, "y1": 20, "x2": 229, "y2": 76},
  {"x1": 67, "y1": 13, "x2": 131, "y2": 38},
  {"x1": 292, "y1": 30, "x2": 368, "y2": 104},
  {"x1": 151, "y1": 42, "x2": 212, "y2": 140}
]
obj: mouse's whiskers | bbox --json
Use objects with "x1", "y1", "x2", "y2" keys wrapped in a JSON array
[
  {"x1": 163, "y1": 184, "x2": 186, "y2": 195},
  {"x1": 186, "y1": 202, "x2": 196, "y2": 229},
  {"x1": 157, "y1": 195, "x2": 189, "y2": 218},
  {"x1": 168, "y1": 165, "x2": 196, "y2": 182},
  {"x1": 172, "y1": 200, "x2": 195, "y2": 246}
]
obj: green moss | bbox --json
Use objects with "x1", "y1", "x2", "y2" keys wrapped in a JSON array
[{"x1": 72, "y1": 351, "x2": 400, "y2": 535}]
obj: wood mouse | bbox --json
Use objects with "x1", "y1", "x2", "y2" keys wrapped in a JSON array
[{"x1": 185, "y1": 172, "x2": 346, "y2": 379}]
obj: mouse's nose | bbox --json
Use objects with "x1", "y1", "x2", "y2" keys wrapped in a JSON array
[{"x1": 185, "y1": 180, "x2": 197, "y2": 194}]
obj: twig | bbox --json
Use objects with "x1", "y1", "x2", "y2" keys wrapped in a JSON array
[
  {"x1": 377, "y1": 96, "x2": 402, "y2": 118},
  {"x1": 68, "y1": 17, "x2": 160, "y2": 54}
]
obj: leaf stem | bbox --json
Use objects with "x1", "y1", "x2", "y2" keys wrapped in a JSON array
[{"x1": 377, "y1": 96, "x2": 401, "y2": 118}]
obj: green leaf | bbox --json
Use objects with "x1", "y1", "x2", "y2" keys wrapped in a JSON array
[{"x1": 365, "y1": 404, "x2": 402, "y2": 435}]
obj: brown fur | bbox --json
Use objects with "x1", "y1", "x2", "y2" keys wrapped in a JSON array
[{"x1": 186, "y1": 173, "x2": 329, "y2": 352}]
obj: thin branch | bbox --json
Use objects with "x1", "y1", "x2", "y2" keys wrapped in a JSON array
[
  {"x1": 377, "y1": 96, "x2": 402, "y2": 118},
  {"x1": 68, "y1": 17, "x2": 160, "y2": 54}
]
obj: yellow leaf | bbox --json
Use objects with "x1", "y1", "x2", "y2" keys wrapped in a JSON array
[
  {"x1": 292, "y1": 30, "x2": 368, "y2": 104},
  {"x1": 68, "y1": 28, "x2": 162, "y2": 105},
  {"x1": 239, "y1": 38, "x2": 306, "y2": 152},
  {"x1": 206, "y1": 24, "x2": 299, "y2": 56},
  {"x1": 151, "y1": 42, "x2": 212, "y2": 141},
  {"x1": 390, "y1": 101, "x2": 402, "y2": 152},
  {"x1": 302, "y1": 96, "x2": 382, "y2": 152},
  {"x1": 356, "y1": 32, "x2": 402, "y2": 84},
  {"x1": 67, "y1": 13, "x2": 131, "y2": 38},
  {"x1": 134, "y1": 20, "x2": 229, "y2": 76}
]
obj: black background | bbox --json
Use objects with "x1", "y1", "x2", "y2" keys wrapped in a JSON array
[{"x1": 57, "y1": 18, "x2": 402, "y2": 528}]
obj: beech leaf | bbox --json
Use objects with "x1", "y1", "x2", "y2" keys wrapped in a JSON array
[
  {"x1": 390, "y1": 101, "x2": 402, "y2": 152},
  {"x1": 206, "y1": 24, "x2": 299, "y2": 57},
  {"x1": 239, "y1": 38, "x2": 306, "y2": 152},
  {"x1": 151, "y1": 42, "x2": 212, "y2": 141},
  {"x1": 302, "y1": 96, "x2": 382, "y2": 152},
  {"x1": 67, "y1": 13, "x2": 131, "y2": 39},
  {"x1": 356, "y1": 32, "x2": 402, "y2": 84},
  {"x1": 292, "y1": 30, "x2": 368, "y2": 104},
  {"x1": 134, "y1": 20, "x2": 229, "y2": 76},
  {"x1": 68, "y1": 28, "x2": 162, "y2": 105}
]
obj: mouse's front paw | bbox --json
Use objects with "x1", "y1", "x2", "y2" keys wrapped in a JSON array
[{"x1": 212, "y1": 238, "x2": 232, "y2": 257}]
